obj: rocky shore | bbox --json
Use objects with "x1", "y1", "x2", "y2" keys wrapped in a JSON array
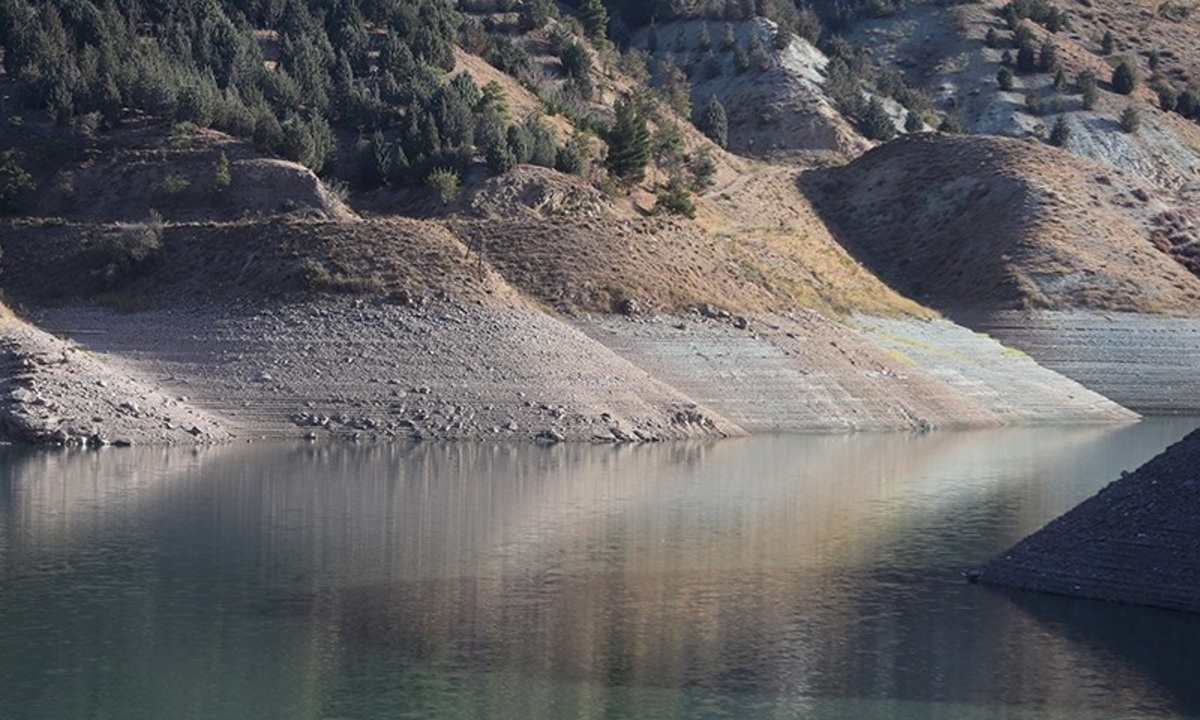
[
  {"x1": 972, "y1": 427, "x2": 1200, "y2": 612},
  {"x1": 2, "y1": 295, "x2": 1135, "y2": 448},
  {"x1": 1, "y1": 311, "x2": 229, "y2": 446}
]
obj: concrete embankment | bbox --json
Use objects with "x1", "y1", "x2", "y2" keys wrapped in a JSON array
[
  {"x1": 961, "y1": 310, "x2": 1200, "y2": 413},
  {"x1": 974, "y1": 427, "x2": 1200, "y2": 613}
]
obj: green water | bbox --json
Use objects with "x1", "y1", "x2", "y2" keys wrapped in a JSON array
[{"x1": 2, "y1": 419, "x2": 1199, "y2": 719}]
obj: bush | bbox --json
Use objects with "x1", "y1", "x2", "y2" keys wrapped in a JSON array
[
  {"x1": 425, "y1": 167, "x2": 459, "y2": 205},
  {"x1": 1112, "y1": 58, "x2": 1138, "y2": 95},
  {"x1": 0, "y1": 150, "x2": 35, "y2": 215},
  {"x1": 212, "y1": 152, "x2": 231, "y2": 194},
  {"x1": 1078, "y1": 70, "x2": 1099, "y2": 110},
  {"x1": 95, "y1": 213, "x2": 164, "y2": 289},
  {"x1": 1048, "y1": 115, "x2": 1070, "y2": 146},
  {"x1": 1119, "y1": 104, "x2": 1141, "y2": 133},
  {"x1": 860, "y1": 97, "x2": 896, "y2": 141},
  {"x1": 689, "y1": 148, "x2": 718, "y2": 191},
  {"x1": 997, "y1": 66, "x2": 1014, "y2": 91},
  {"x1": 654, "y1": 175, "x2": 696, "y2": 218}
]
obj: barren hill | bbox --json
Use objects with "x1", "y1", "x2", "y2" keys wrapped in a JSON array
[{"x1": 803, "y1": 133, "x2": 1200, "y2": 315}]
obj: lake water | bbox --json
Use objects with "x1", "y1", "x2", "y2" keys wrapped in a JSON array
[{"x1": 2, "y1": 419, "x2": 1200, "y2": 720}]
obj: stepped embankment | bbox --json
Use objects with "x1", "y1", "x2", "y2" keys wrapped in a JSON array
[{"x1": 974, "y1": 427, "x2": 1200, "y2": 613}]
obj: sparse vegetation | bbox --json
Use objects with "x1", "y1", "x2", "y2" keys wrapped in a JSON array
[
  {"x1": 95, "y1": 213, "x2": 164, "y2": 289},
  {"x1": 0, "y1": 151, "x2": 35, "y2": 215},
  {"x1": 1119, "y1": 104, "x2": 1142, "y2": 133}
]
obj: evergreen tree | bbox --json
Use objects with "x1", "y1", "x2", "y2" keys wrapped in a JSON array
[
  {"x1": 606, "y1": 96, "x2": 651, "y2": 183},
  {"x1": 1101, "y1": 29, "x2": 1115, "y2": 55},
  {"x1": 1038, "y1": 40, "x2": 1058, "y2": 72},
  {"x1": 1112, "y1": 58, "x2": 1137, "y2": 95},
  {"x1": 698, "y1": 94, "x2": 729, "y2": 148},
  {"x1": 518, "y1": 0, "x2": 552, "y2": 31},
  {"x1": 1078, "y1": 69, "x2": 1098, "y2": 110},
  {"x1": 1177, "y1": 89, "x2": 1198, "y2": 118},
  {"x1": 904, "y1": 110, "x2": 922, "y2": 133},
  {"x1": 1016, "y1": 43, "x2": 1036, "y2": 73},
  {"x1": 1048, "y1": 115, "x2": 1070, "y2": 146},
  {"x1": 1158, "y1": 84, "x2": 1178, "y2": 112},
  {"x1": 997, "y1": 66, "x2": 1014, "y2": 91},
  {"x1": 579, "y1": 0, "x2": 609, "y2": 42},
  {"x1": 860, "y1": 96, "x2": 896, "y2": 141}
]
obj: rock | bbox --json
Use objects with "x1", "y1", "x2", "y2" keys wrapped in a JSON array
[
  {"x1": 615, "y1": 297, "x2": 642, "y2": 316},
  {"x1": 536, "y1": 428, "x2": 566, "y2": 443}
]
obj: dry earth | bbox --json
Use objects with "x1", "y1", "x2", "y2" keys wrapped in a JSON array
[{"x1": 803, "y1": 133, "x2": 1200, "y2": 314}]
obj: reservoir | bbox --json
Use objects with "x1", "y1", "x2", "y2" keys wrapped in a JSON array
[{"x1": 2, "y1": 419, "x2": 1199, "y2": 719}]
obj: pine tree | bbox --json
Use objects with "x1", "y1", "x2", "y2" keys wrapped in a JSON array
[
  {"x1": 1101, "y1": 29, "x2": 1115, "y2": 55},
  {"x1": 904, "y1": 110, "x2": 923, "y2": 133},
  {"x1": 1078, "y1": 70, "x2": 1098, "y2": 110},
  {"x1": 1048, "y1": 115, "x2": 1070, "y2": 146},
  {"x1": 1038, "y1": 40, "x2": 1058, "y2": 72},
  {"x1": 997, "y1": 66, "x2": 1014, "y2": 91},
  {"x1": 698, "y1": 94, "x2": 729, "y2": 148},
  {"x1": 579, "y1": 0, "x2": 608, "y2": 42},
  {"x1": 1112, "y1": 58, "x2": 1137, "y2": 95},
  {"x1": 606, "y1": 96, "x2": 651, "y2": 183},
  {"x1": 860, "y1": 96, "x2": 896, "y2": 141}
]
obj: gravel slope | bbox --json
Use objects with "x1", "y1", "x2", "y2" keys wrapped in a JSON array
[
  {"x1": 1, "y1": 313, "x2": 229, "y2": 446},
  {"x1": 8, "y1": 298, "x2": 1140, "y2": 447},
  {"x1": 974, "y1": 427, "x2": 1200, "y2": 612},
  {"x1": 27, "y1": 300, "x2": 742, "y2": 444},
  {"x1": 962, "y1": 310, "x2": 1200, "y2": 413}
]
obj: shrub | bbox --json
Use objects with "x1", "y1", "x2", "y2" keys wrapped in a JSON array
[
  {"x1": 0, "y1": 150, "x2": 35, "y2": 215},
  {"x1": 997, "y1": 66, "x2": 1014, "y2": 91},
  {"x1": 860, "y1": 97, "x2": 896, "y2": 140},
  {"x1": 1048, "y1": 115, "x2": 1070, "y2": 146},
  {"x1": 689, "y1": 148, "x2": 718, "y2": 191},
  {"x1": 425, "y1": 167, "x2": 459, "y2": 205},
  {"x1": 654, "y1": 175, "x2": 696, "y2": 218},
  {"x1": 1119, "y1": 104, "x2": 1141, "y2": 133},
  {"x1": 1078, "y1": 70, "x2": 1099, "y2": 110},
  {"x1": 95, "y1": 213, "x2": 164, "y2": 289},
  {"x1": 212, "y1": 152, "x2": 231, "y2": 194},
  {"x1": 1101, "y1": 30, "x2": 1115, "y2": 55},
  {"x1": 1112, "y1": 58, "x2": 1138, "y2": 95}
]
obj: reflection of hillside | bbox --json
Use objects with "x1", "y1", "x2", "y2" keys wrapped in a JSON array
[{"x1": 2, "y1": 419, "x2": 1198, "y2": 718}]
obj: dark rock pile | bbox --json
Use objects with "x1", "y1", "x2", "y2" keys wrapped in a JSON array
[{"x1": 973, "y1": 428, "x2": 1200, "y2": 612}]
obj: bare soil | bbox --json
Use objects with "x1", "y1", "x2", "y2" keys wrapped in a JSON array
[{"x1": 802, "y1": 133, "x2": 1200, "y2": 315}]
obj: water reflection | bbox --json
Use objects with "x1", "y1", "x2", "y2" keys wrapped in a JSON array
[{"x1": 0, "y1": 418, "x2": 1198, "y2": 719}]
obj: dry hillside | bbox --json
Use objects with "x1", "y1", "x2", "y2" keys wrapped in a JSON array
[{"x1": 803, "y1": 133, "x2": 1200, "y2": 315}]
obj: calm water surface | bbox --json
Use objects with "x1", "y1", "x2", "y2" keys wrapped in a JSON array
[{"x1": 2, "y1": 419, "x2": 1200, "y2": 719}]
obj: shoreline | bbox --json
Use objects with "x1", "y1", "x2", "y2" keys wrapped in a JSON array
[{"x1": 4, "y1": 296, "x2": 1138, "y2": 448}]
